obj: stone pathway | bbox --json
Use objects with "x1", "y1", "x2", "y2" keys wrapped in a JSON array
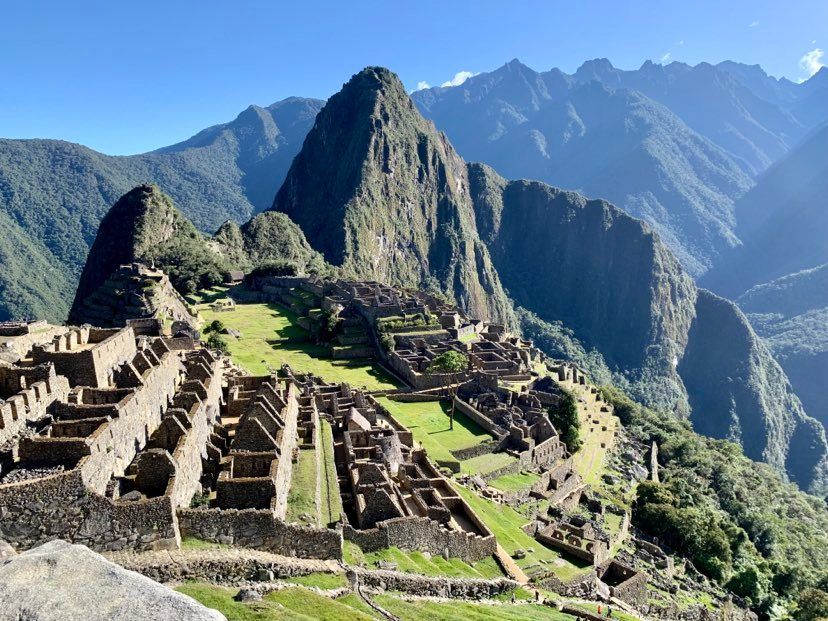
[{"x1": 495, "y1": 544, "x2": 529, "y2": 584}]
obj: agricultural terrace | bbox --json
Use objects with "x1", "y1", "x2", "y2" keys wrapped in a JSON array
[
  {"x1": 198, "y1": 300, "x2": 400, "y2": 392},
  {"x1": 376, "y1": 398, "x2": 518, "y2": 476}
]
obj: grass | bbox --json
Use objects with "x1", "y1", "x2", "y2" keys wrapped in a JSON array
[
  {"x1": 285, "y1": 448, "x2": 318, "y2": 526},
  {"x1": 344, "y1": 542, "x2": 505, "y2": 579},
  {"x1": 376, "y1": 398, "x2": 494, "y2": 467},
  {"x1": 319, "y1": 419, "x2": 343, "y2": 526},
  {"x1": 178, "y1": 583, "x2": 376, "y2": 621},
  {"x1": 375, "y1": 594, "x2": 577, "y2": 621},
  {"x1": 569, "y1": 385, "x2": 617, "y2": 487},
  {"x1": 489, "y1": 471, "x2": 541, "y2": 492},
  {"x1": 460, "y1": 452, "x2": 518, "y2": 476},
  {"x1": 180, "y1": 536, "x2": 230, "y2": 551},
  {"x1": 177, "y1": 582, "x2": 579, "y2": 621},
  {"x1": 455, "y1": 486, "x2": 591, "y2": 581},
  {"x1": 199, "y1": 302, "x2": 399, "y2": 391},
  {"x1": 284, "y1": 572, "x2": 348, "y2": 589}
]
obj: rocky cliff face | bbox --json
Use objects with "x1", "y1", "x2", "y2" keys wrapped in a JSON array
[
  {"x1": 738, "y1": 263, "x2": 828, "y2": 432},
  {"x1": 272, "y1": 67, "x2": 514, "y2": 324},
  {"x1": 468, "y1": 162, "x2": 828, "y2": 493},
  {"x1": 680, "y1": 290, "x2": 828, "y2": 491}
]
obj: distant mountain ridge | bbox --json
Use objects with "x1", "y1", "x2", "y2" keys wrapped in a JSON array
[
  {"x1": 0, "y1": 97, "x2": 323, "y2": 321},
  {"x1": 412, "y1": 58, "x2": 828, "y2": 278}
]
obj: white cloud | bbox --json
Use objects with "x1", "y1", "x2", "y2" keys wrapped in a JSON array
[
  {"x1": 441, "y1": 70, "x2": 477, "y2": 88},
  {"x1": 748, "y1": 20, "x2": 760, "y2": 27},
  {"x1": 799, "y1": 48, "x2": 825, "y2": 79},
  {"x1": 414, "y1": 81, "x2": 431, "y2": 91},
  {"x1": 678, "y1": 40, "x2": 685, "y2": 46},
  {"x1": 660, "y1": 51, "x2": 672, "y2": 64}
]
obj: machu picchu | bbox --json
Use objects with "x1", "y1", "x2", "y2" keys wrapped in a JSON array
[{"x1": 3, "y1": 10, "x2": 828, "y2": 620}]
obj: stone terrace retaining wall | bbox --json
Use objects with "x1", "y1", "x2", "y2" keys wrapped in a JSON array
[
  {"x1": 177, "y1": 507, "x2": 342, "y2": 560},
  {"x1": 0, "y1": 468, "x2": 178, "y2": 552},
  {"x1": 355, "y1": 568, "x2": 518, "y2": 599},
  {"x1": 344, "y1": 515, "x2": 496, "y2": 564},
  {"x1": 110, "y1": 549, "x2": 334, "y2": 585}
]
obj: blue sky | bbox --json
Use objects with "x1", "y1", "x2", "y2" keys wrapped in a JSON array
[{"x1": 1, "y1": 0, "x2": 825, "y2": 154}]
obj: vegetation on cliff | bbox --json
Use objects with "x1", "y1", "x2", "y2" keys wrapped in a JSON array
[
  {"x1": 271, "y1": 67, "x2": 514, "y2": 325},
  {"x1": 602, "y1": 386, "x2": 828, "y2": 616}
]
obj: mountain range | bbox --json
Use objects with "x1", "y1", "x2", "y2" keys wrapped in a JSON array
[
  {"x1": 69, "y1": 66, "x2": 828, "y2": 495},
  {"x1": 0, "y1": 97, "x2": 322, "y2": 321},
  {"x1": 411, "y1": 59, "x2": 828, "y2": 277}
]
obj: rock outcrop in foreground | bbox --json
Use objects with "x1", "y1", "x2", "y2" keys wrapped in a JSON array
[{"x1": 0, "y1": 540, "x2": 225, "y2": 621}]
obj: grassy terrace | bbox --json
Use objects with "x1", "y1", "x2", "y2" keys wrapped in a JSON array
[
  {"x1": 199, "y1": 301, "x2": 400, "y2": 391},
  {"x1": 455, "y1": 485, "x2": 590, "y2": 582},
  {"x1": 489, "y1": 471, "x2": 541, "y2": 492},
  {"x1": 568, "y1": 383, "x2": 617, "y2": 487},
  {"x1": 344, "y1": 542, "x2": 504, "y2": 579},
  {"x1": 376, "y1": 398, "x2": 517, "y2": 475},
  {"x1": 285, "y1": 448, "x2": 317, "y2": 526},
  {"x1": 319, "y1": 419, "x2": 342, "y2": 526},
  {"x1": 178, "y1": 582, "x2": 579, "y2": 621}
]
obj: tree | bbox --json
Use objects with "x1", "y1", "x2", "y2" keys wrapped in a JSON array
[
  {"x1": 548, "y1": 389, "x2": 581, "y2": 452},
  {"x1": 426, "y1": 350, "x2": 468, "y2": 430},
  {"x1": 206, "y1": 332, "x2": 228, "y2": 354},
  {"x1": 795, "y1": 588, "x2": 828, "y2": 621}
]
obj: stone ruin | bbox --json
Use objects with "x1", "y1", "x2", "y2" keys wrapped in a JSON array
[
  {"x1": 71, "y1": 263, "x2": 194, "y2": 330},
  {"x1": 280, "y1": 366, "x2": 497, "y2": 563}
]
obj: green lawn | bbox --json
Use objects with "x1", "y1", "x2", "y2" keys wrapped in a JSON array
[
  {"x1": 177, "y1": 582, "x2": 579, "y2": 621},
  {"x1": 285, "y1": 448, "x2": 318, "y2": 526},
  {"x1": 319, "y1": 419, "x2": 343, "y2": 526},
  {"x1": 344, "y1": 542, "x2": 504, "y2": 579},
  {"x1": 489, "y1": 471, "x2": 541, "y2": 493},
  {"x1": 284, "y1": 572, "x2": 348, "y2": 589},
  {"x1": 375, "y1": 594, "x2": 577, "y2": 621},
  {"x1": 455, "y1": 486, "x2": 591, "y2": 581},
  {"x1": 179, "y1": 536, "x2": 230, "y2": 551},
  {"x1": 199, "y1": 302, "x2": 400, "y2": 391},
  {"x1": 376, "y1": 398, "x2": 495, "y2": 467},
  {"x1": 460, "y1": 452, "x2": 518, "y2": 476}
]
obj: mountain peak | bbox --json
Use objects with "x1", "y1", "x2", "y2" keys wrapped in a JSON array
[{"x1": 271, "y1": 66, "x2": 514, "y2": 323}]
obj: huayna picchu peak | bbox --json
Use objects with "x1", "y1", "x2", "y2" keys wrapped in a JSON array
[
  {"x1": 271, "y1": 67, "x2": 515, "y2": 326},
  {"x1": 3, "y1": 9, "x2": 828, "y2": 617}
]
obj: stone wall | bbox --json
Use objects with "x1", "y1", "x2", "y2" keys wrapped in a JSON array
[
  {"x1": 344, "y1": 515, "x2": 496, "y2": 564},
  {"x1": 453, "y1": 397, "x2": 508, "y2": 440},
  {"x1": 177, "y1": 507, "x2": 343, "y2": 560},
  {"x1": 32, "y1": 327, "x2": 137, "y2": 388},
  {"x1": 0, "y1": 372, "x2": 70, "y2": 446},
  {"x1": 0, "y1": 469, "x2": 178, "y2": 552},
  {"x1": 271, "y1": 382, "x2": 299, "y2": 519},
  {"x1": 355, "y1": 568, "x2": 518, "y2": 598}
]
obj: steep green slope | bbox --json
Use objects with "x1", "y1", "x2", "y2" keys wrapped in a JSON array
[
  {"x1": 0, "y1": 210, "x2": 71, "y2": 322},
  {"x1": 603, "y1": 386, "x2": 828, "y2": 616},
  {"x1": 679, "y1": 290, "x2": 828, "y2": 490},
  {"x1": 738, "y1": 264, "x2": 828, "y2": 431},
  {"x1": 272, "y1": 67, "x2": 513, "y2": 324},
  {"x1": 703, "y1": 123, "x2": 828, "y2": 298},
  {"x1": 468, "y1": 162, "x2": 828, "y2": 493},
  {"x1": 214, "y1": 211, "x2": 327, "y2": 273},
  {"x1": 69, "y1": 185, "x2": 230, "y2": 324},
  {"x1": 0, "y1": 97, "x2": 322, "y2": 321}
]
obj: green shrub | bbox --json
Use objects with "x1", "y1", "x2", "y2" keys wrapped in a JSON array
[{"x1": 547, "y1": 389, "x2": 581, "y2": 452}]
